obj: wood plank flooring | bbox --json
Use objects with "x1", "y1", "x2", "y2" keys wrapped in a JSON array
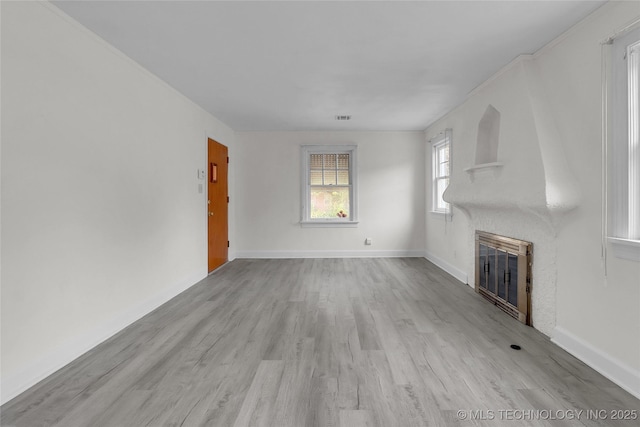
[{"x1": 2, "y1": 258, "x2": 638, "y2": 426}]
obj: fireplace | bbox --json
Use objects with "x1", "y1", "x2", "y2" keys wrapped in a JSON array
[{"x1": 475, "y1": 231, "x2": 533, "y2": 325}]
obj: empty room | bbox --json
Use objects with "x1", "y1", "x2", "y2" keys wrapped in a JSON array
[{"x1": 2, "y1": 1, "x2": 640, "y2": 426}]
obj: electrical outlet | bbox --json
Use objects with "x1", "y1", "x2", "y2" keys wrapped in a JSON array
[{"x1": 365, "y1": 238, "x2": 372, "y2": 245}]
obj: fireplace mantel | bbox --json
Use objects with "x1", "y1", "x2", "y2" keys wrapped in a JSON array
[
  {"x1": 445, "y1": 58, "x2": 580, "y2": 232},
  {"x1": 437, "y1": 57, "x2": 583, "y2": 337},
  {"x1": 464, "y1": 162, "x2": 504, "y2": 181}
]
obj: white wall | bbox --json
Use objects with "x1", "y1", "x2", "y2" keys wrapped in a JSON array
[
  {"x1": 425, "y1": 1, "x2": 640, "y2": 398},
  {"x1": 0, "y1": 1, "x2": 236, "y2": 404},
  {"x1": 235, "y1": 131, "x2": 425, "y2": 257},
  {"x1": 542, "y1": 2, "x2": 640, "y2": 397}
]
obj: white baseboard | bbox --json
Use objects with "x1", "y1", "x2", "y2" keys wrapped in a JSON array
[
  {"x1": 552, "y1": 326, "x2": 640, "y2": 399},
  {"x1": 235, "y1": 249, "x2": 426, "y2": 259},
  {"x1": 424, "y1": 251, "x2": 468, "y2": 284},
  {"x1": 0, "y1": 271, "x2": 207, "y2": 405}
]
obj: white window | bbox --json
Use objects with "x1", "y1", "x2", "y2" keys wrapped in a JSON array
[
  {"x1": 608, "y1": 27, "x2": 640, "y2": 261},
  {"x1": 301, "y1": 145, "x2": 358, "y2": 227},
  {"x1": 430, "y1": 130, "x2": 451, "y2": 214}
]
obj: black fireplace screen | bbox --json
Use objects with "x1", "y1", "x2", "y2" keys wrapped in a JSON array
[{"x1": 476, "y1": 231, "x2": 532, "y2": 325}]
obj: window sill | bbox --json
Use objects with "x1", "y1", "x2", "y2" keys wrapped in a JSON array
[
  {"x1": 300, "y1": 220, "x2": 359, "y2": 228},
  {"x1": 608, "y1": 237, "x2": 640, "y2": 262},
  {"x1": 430, "y1": 210, "x2": 451, "y2": 216}
]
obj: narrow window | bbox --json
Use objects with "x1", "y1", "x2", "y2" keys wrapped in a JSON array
[
  {"x1": 626, "y1": 38, "x2": 640, "y2": 240},
  {"x1": 431, "y1": 130, "x2": 451, "y2": 214},
  {"x1": 301, "y1": 145, "x2": 358, "y2": 227},
  {"x1": 608, "y1": 27, "x2": 640, "y2": 260}
]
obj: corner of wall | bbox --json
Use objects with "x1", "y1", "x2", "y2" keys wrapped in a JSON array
[{"x1": 424, "y1": 252, "x2": 468, "y2": 284}]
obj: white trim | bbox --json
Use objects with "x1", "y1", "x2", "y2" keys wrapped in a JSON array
[
  {"x1": 235, "y1": 249, "x2": 426, "y2": 259},
  {"x1": 601, "y1": 16, "x2": 640, "y2": 46},
  {"x1": 300, "y1": 220, "x2": 359, "y2": 228},
  {"x1": 424, "y1": 251, "x2": 468, "y2": 284},
  {"x1": 552, "y1": 327, "x2": 640, "y2": 400},
  {"x1": 207, "y1": 260, "x2": 233, "y2": 276},
  {"x1": 0, "y1": 271, "x2": 207, "y2": 405},
  {"x1": 627, "y1": 39, "x2": 640, "y2": 239},
  {"x1": 430, "y1": 130, "x2": 452, "y2": 215},
  {"x1": 608, "y1": 27, "x2": 640, "y2": 250},
  {"x1": 608, "y1": 237, "x2": 640, "y2": 261},
  {"x1": 468, "y1": 55, "x2": 534, "y2": 98}
]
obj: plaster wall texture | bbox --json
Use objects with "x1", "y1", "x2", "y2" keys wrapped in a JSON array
[{"x1": 428, "y1": 58, "x2": 562, "y2": 336}]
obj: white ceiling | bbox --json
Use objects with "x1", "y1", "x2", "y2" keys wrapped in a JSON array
[{"x1": 53, "y1": 0, "x2": 606, "y2": 131}]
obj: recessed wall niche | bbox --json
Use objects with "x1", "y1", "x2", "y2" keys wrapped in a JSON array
[{"x1": 475, "y1": 105, "x2": 501, "y2": 165}]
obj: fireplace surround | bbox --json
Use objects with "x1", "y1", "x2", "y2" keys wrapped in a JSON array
[{"x1": 475, "y1": 231, "x2": 533, "y2": 325}]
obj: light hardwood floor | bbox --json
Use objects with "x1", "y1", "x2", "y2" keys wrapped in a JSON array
[{"x1": 2, "y1": 258, "x2": 638, "y2": 426}]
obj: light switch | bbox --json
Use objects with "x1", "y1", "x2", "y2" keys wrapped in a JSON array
[{"x1": 197, "y1": 169, "x2": 206, "y2": 180}]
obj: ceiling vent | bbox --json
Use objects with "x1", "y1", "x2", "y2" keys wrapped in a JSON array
[{"x1": 335, "y1": 115, "x2": 351, "y2": 121}]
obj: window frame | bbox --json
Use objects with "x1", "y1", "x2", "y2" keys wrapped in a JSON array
[
  {"x1": 430, "y1": 130, "x2": 452, "y2": 215},
  {"x1": 608, "y1": 27, "x2": 640, "y2": 261},
  {"x1": 300, "y1": 145, "x2": 358, "y2": 228}
]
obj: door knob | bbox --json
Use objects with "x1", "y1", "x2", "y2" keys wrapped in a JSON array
[{"x1": 209, "y1": 212, "x2": 214, "y2": 216}]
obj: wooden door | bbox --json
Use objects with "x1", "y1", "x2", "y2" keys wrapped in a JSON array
[{"x1": 208, "y1": 138, "x2": 228, "y2": 272}]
